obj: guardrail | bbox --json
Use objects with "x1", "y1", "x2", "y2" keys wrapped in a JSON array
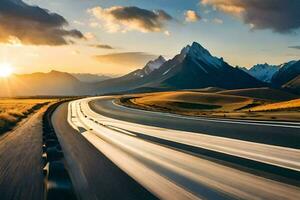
[{"x1": 42, "y1": 101, "x2": 77, "y2": 200}]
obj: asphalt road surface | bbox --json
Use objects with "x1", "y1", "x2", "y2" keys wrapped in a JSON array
[
  {"x1": 90, "y1": 97, "x2": 300, "y2": 149},
  {"x1": 52, "y1": 103, "x2": 157, "y2": 200},
  {"x1": 53, "y1": 97, "x2": 300, "y2": 200}
]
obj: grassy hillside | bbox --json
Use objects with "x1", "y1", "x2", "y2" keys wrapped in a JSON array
[
  {"x1": 283, "y1": 75, "x2": 300, "y2": 94},
  {"x1": 187, "y1": 87, "x2": 224, "y2": 93},
  {"x1": 250, "y1": 99, "x2": 300, "y2": 112},
  {"x1": 119, "y1": 90, "x2": 300, "y2": 121},
  {"x1": 0, "y1": 98, "x2": 53, "y2": 134},
  {"x1": 217, "y1": 87, "x2": 298, "y2": 101},
  {"x1": 128, "y1": 91, "x2": 254, "y2": 112}
]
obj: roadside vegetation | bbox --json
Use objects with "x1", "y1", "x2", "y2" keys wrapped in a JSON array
[
  {"x1": 0, "y1": 98, "x2": 53, "y2": 134},
  {"x1": 250, "y1": 99, "x2": 300, "y2": 112}
]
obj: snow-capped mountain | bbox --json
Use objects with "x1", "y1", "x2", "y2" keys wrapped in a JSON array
[
  {"x1": 245, "y1": 63, "x2": 279, "y2": 83},
  {"x1": 271, "y1": 60, "x2": 300, "y2": 87},
  {"x1": 148, "y1": 42, "x2": 264, "y2": 89},
  {"x1": 95, "y1": 42, "x2": 265, "y2": 94},
  {"x1": 130, "y1": 56, "x2": 166, "y2": 78},
  {"x1": 182, "y1": 42, "x2": 223, "y2": 68},
  {"x1": 143, "y1": 56, "x2": 166, "y2": 75}
]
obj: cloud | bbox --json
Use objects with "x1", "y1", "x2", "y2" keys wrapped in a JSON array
[
  {"x1": 185, "y1": 10, "x2": 201, "y2": 23},
  {"x1": 164, "y1": 31, "x2": 171, "y2": 36},
  {"x1": 212, "y1": 18, "x2": 223, "y2": 24},
  {"x1": 88, "y1": 6, "x2": 173, "y2": 33},
  {"x1": 84, "y1": 32, "x2": 96, "y2": 40},
  {"x1": 0, "y1": 0, "x2": 84, "y2": 45},
  {"x1": 201, "y1": 0, "x2": 300, "y2": 33},
  {"x1": 289, "y1": 46, "x2": 300, "y2": 50},
  {"x1": 89, "y1": 22, "x2": 100, "y2": 28},
  {"x1": 91, "y1": 44, "x2": 114, "y2": 49},
  {"x1": 73, "y1": 20, "x2": 84, "y2": 26},
  {"x1": 94, "y1": 52, "x2": 157, "y2": 67}
]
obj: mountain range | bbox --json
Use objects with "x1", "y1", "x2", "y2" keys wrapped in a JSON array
[
  {"x1": 0, "y1": 42, "x2": 299, "y2": 96},
  {"x1": 0, "y1": 71, "x2": 94, "y2": 97},
  {"x1": 71, "y1": 73, "x2": 111, "y2": 83},
  {"x1": 242, "y1": 60, "x2": 300, "y2": 93},
  {"x1": 95, "y1": 42, "x2": 265, "y2": 94},
  {"x1": 241, "y1": 64, "x2": 279, "y2": 83}
]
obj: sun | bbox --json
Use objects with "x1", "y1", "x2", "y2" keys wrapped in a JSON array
[{"x1": 0, "y1": 63, "x2": 14, "y2": 78}]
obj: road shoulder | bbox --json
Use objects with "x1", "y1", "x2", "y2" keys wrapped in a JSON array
[{"x1": 0, "y1": 107, "x2": 46, "y2": 200}]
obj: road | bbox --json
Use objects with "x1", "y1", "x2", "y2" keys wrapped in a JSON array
[
  {"x1": 90, "y1": 97, "x2": 300, "y2": 148},
  {"x1": 52, "y1": 103, "x2": 157, "y2": 200},
  {"x1": 53, "y1": 96, "x2": 300, "y2": 200}
]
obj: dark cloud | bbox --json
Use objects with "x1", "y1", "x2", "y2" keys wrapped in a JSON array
[
  {"x1": 94, "y1": 52, "x2": 157, "y2": 67},
  {"x1": 202, "y1": 0, "x2": 300, "y2": 33},
  {"x1": 289, "y1": 46, "x2": 300, "y2": 50},
  {"x1": 91, "y1": 44, "x2": 114, "y2": 49},
  {"x1": 0, "y1": 0, "x2": 84, "y2": 45},
  {"x1": 89, "y1": 6, "x2": 173, "y2": 33}
]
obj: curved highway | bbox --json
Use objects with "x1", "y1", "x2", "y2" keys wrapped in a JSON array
[
  {"x1": 90, "y1": 97, "x2": 300, "y2": 148},
  {"x1": 52, "y1": 96, "x2": 300, "y2": 200}
]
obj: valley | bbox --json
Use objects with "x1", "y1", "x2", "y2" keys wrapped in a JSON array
[{"x1": 118, "y1": 87, "x2": 300, "y2": 121}]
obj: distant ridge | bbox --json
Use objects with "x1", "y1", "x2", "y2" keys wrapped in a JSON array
[
  {"x1": 271, "y1": 60, "x2": 300, "y2": 87},
  {"x1": 0, "y1": 70, "x2": 95, "y2": 97},
  {"x1": 71, "y1": 73, "x2": 111, "y2": 83},
  {"x1": 1, "y1": 42, "x2": 299, "y2": 97},
  {"x1": 243, "y1": 63, "x2": 279, "y2": 83},
  {"x1": 242, "y1": 60, "x2": 300, "y2": 94}
]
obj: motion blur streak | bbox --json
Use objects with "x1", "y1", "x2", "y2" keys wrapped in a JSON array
[{"x1": 68, "y1": 97, "x2": 300, "y2": 200}]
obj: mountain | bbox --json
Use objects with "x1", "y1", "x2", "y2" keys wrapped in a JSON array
[
  {"x1": 282, "y1": 75, "x2": 300, "y2": 94},
  {"x1": 153, "y1": 42, "x2": 265, "y2": 89},
  {"x1": 143, "y1": 56, "x2": 166, "y2": 75},
  {"x1": 244, "y1": 63, "x2": 279, "y2": 83},
  {"x1": 3, "y1": 42, "x2": 297, "y2": 97},
  {"x1": 71, "y1": 73, "x2": 111, "y2": 83},
  {"x1": 93, "y1": 56, "x2": 168, "y2": 93},
  {"x1": 95, "y1": 42, "x2": 265, "y2": 94},
  {"x1": 241, "y1": 60, "x2": 300, "y2": 94},
  {"x1": 0, "y1": 70, "x2": 94, "y2": 97},
  {"x1": 271, "y1": 60, "x2": 300, "y2": 87},
  {"x1": 127, "y1": 56, "x2": 166, "y2": 79}
]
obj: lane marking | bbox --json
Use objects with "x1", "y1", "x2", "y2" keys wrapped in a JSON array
[
  {"x1": 70, "y1": 99, "x2": 300, "y2": 172},
  {"x1": 67, "y1": 99, "x2": 300, "y2": 200}
]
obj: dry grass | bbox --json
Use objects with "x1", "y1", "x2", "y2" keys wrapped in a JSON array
[
  {"x1": 187, "y1": 87, "x2": 224, "y2": 93},
  {"x1": 218, "y1": 87, "x2": 298, "y2": 101},
  {"x1": 131, "y1": 91, "x2": 253, "y2": 112},
  {"x1": 119, "y1": 90, "x2": 300, "y2": 121},
  {"x1": 0, "y1": 98, "x2": 54, "y2": 134},
  {"x1": 250, "y1": 98, "x2": 300, "y2": 112}
]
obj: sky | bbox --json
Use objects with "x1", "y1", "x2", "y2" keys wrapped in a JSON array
[{"x1": 0, "y1": 0, "x2": 300, "y2": 75}]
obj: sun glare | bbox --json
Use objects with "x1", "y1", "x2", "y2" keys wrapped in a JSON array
[{"x1": 0, "y1": 63, "x2": 14, "y2": 78}]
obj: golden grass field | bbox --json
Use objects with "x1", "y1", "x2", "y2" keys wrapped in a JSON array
[
  {"x1": 131, "y1": 91, "x2": 254, "y2": 112},
  {"x1": 120, "y1": 87, "x2": 300, "y2": 121},
  {"x1": 0, "y1": 98, "x2": 54, "y2": 134},
  {"x1": 217, "y1": 87, "x2": 298, "y2": 101},
  {"x1": 250, "y1": 99, "x2": 300, "y2": 112}
]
